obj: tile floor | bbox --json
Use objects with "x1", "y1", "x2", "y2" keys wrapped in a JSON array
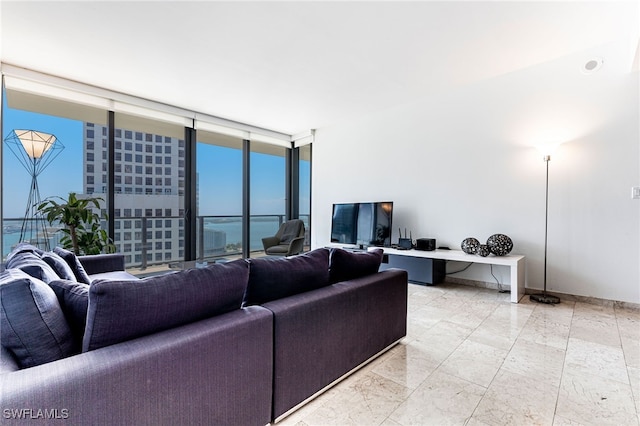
[{"x1": 278, "y1": 282, "x2": 640, "y2": 426}]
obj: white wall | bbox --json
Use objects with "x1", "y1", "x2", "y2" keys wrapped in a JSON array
[{"x1": 312, "y1": 43, "x2": 640, "y2": 304}]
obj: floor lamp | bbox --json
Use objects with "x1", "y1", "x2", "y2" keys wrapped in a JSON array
[
  {"x1": 530, "y1": 153, "x2": 560, "y2": 304},
  {"x1": 4, "y1": 129, "x2": 64, "y2": 250}
]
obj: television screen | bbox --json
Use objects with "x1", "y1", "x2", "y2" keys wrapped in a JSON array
[
  {"x1": 330, "y1": 203, "x2": 358, "y2": 244},
  {"x1": 331, "y1": 202, "x2": 393, "y2": 247}
]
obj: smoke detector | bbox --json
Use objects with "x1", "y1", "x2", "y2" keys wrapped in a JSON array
[{"x1": 580, "y1": 57, "x2": 604, "y2": 75}]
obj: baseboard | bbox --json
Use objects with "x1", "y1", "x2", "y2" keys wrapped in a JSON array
[{"x1": 443, "y1": 276, "x2": 640, "y2": 311}]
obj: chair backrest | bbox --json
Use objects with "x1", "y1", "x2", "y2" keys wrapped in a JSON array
[{"x1": 277, "y1": 219, "x2": 305, "y2": 243}]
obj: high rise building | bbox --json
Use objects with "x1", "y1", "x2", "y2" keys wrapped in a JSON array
[{"x1": 83, "y1": 122, "x2": 185, "y2": 267}]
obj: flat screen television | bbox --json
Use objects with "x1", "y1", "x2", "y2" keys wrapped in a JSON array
[{"x1": 331, "y1": 201, "x2": 393, "y2": 247}]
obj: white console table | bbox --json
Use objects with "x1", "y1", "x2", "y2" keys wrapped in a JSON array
[{"x1": 374, "y1": 247, "x2": 526, "y2": 303}]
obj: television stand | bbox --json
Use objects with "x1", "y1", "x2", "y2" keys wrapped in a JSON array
[{"x1": 375, "y1": 247, "x2": 525, "y2": 303}]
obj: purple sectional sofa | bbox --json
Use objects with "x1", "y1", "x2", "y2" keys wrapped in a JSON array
[{"x1": 0, "y1": 245, "x2": 408, "y2": 425}]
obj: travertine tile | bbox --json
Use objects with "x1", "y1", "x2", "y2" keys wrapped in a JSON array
[
  {"x1": 468, "y1": 324, "x2": 518, "y2": 351},
  {"x1": 628, "y1": 366, "x2": 640, "y2": 414},
  {"x1": 518, "y1": 314, "x2": 571, "y2": 350},
  {"x1": 389, "y1": 370, "x2": 486, "y2": 425},
  {"x1": 502, "y1": 338, "x2": 566, "y2": 386},
  {"x1": 471, "y1": 368, "x2": 558, "y2": 426},
  {"x1": 564, "y1": 337, "x2": 629, "y2": 385},
  {"x1": 556, "y1": 369, "x2": 637, "y2": 425},
  {"x1": 570, "y1": 314, "x2": 621, "y2": 347},
  {"x1": 300, "y1": 372, "x2": 411, "y2": 426},
  {"x1": 615, "y1": 308, "x2": 640, "y2": 341},
  {"x1": 371, "y1": 342, "x2": 440, "y2": 390},
  {"x1": 409, "y1": 320, "x2": 474, "y2": 364},
  {"x1": 437, "y1": 340, "x2": 508, "y2": 387},
  {"x1": 622, "y1": 335, "x2": 640, "y2": 370},
  {"x1": 447, "y1": 302, "x2": 496, "y2": 329}
]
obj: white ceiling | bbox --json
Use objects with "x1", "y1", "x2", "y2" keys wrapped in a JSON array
[{"x1": 1, "y1": 1, "x2": 638, "y2": 135}]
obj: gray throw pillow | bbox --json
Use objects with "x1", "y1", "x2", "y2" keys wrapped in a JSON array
[
  {"x1": 42, "y1": 251, "x2": 77, "y2": 281},
  {"x1": 243, "y1": 248, "x2": 330, "y2": 306},
  {"x1": 83, "y1": 259, "x2": 249, "y2": 352},
  {"x1": 49, "y1": 279, "x2": 90, "y2": 345},
  {"x1": 53, "y1": 246, "x2": 91, "y2": 284},
  {"x1": 6, "y1": 243, "x2": 44, "y2": 263},
  {"x1": 6, "y1": 251, "x2": 60, "y2": 284},
  {"x1": 329, "y1": 248, "x2": 384, "y2": 283},
  {"x1": 0, "y1": 269, "x2": 77, "y2": 368}
]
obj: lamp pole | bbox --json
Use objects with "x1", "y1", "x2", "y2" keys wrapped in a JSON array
[{"x1": 530, "y1": 154, "x2": 560, "y2": 304}]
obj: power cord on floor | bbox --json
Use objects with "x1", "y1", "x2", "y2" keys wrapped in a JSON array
[
  {"x1": 446, "y1": 261, "x2": 509, "y2": 294},
  {"x1": 491, "y1": 264, "x2": 509, "y2": 293},
  {"x1": 445, "y1": 261, "x2": 473, "y2": 275}
]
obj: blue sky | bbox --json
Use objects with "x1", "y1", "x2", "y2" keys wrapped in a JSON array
[
  {"x1": 2, "y1": 96, "x2": 310, "y2": 219},
  {"x1": 2, "y1": 105, "x2": 84, "y2": 218}
]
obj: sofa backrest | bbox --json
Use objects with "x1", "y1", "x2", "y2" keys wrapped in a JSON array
[{"x1": 83, "y1": 259, "x2": 250, "y2": 351}]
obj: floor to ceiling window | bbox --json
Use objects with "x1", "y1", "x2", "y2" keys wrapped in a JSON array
[
  {"x1": 250, "y1": 141, "x2": 287, "y2": 257},
  {"x1": 196, "y1": 130, "x2": 243, "y2": 262},
  {"x1": 1, "y1": 70, "x2": 312, "y2": 267},
  {"x1": 111, "y1": 113, "x2": 186, "y2": 271},
  {"x1": 1, "y1": 86, "x2": 108, "y2": 260}
]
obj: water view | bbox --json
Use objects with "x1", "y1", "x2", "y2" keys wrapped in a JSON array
[{"x1": 3, "y1": 215, "x2": 308, "y2": 264}]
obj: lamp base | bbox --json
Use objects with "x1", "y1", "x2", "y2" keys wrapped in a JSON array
[{"x1": 530, "y1": 293, "x2": 560, "y2": 304}]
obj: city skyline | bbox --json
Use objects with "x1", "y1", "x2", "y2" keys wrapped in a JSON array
[{"x1": 2, "y1": 98, "x2": 310, "y2": 219}]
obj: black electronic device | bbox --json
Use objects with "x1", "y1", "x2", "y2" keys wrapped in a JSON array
[
  {"x1": 398, "y1": 238, "x2": 412, "y2": 249},
  {"x1": 330, "y1": 201, "x2": 394, "y2": 247},
  {"x1": 416, "y1": 238, "x2": 436, "y2": 251},
  {"x1": 397, "y1": 227, "x2": 413, "y2": 249}
]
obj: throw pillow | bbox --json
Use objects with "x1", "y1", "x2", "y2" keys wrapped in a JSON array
[
  {"x1": 329, "y1": 248, "x2": 384, "y2": 283},
  {"x1": 243, "y1": 248, "x2": 330, "y2": 306},
  {"x1": 5, "y1": 250, "x2": 60, "y2": 284},
  {"x1": 83, "y1": 259, "x2": 249, "y2": 352},
  {"x1": 53, "y1": 246, "x2": 91, "y2": 284},
  {"x1": 0, "y1": 269, "x2": 77, "y2": 368},
  {"x1": 49, "y1": 279, "x2": 90, "y2": 344},
  {"x1": 42, "y1": 251, "x2": 77, "y2": 281},
  {"x1": 5, "y1": 243, "x2": 44, "y2": 263}
]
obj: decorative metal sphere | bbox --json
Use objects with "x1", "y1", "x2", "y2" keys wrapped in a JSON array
[
  {"x1": 476, "y1": 244, "x2": 491, "y2": 257},
  {"x1": 486, "y1": 234, "x2": 513, "y2": 256},
  {"x1": 461, "y1": 237, "x2": 480, "y2": 254}
]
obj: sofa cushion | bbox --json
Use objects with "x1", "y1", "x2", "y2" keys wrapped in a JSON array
[
  {"x1": 54, "y1": 246, "x2": 92, "y2": 284},
  {"x1": 6, "y1": 250, "x2": 60, "y2": 284},
  {"x1": 83, "y1": 259, "x2": 249, "y2": 352},
  {"x1": 329, "y1": 248, "x2": 384, "y2": 283},
  {"x1": 0, "y1": 269, "x2": 77, "y2": 368},
  {"x1": 49, "y1": 279, "x2": 90, "y2": 344},
  {"x1": 5, "y1": 242, "x2": 45, "y2": 263},
  {"x1": 42, "y1": 251, "x2": 77, "y2": 281},
  {"x1": 244, "y1": 248, "x2": 330, "y2": 306}
]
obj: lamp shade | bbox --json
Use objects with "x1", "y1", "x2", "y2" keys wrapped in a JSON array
[{"x1": 15, "y1": 129, "x2": 57, "y2": 159}]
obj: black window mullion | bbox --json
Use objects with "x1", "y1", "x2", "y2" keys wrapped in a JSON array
[
  {"x1": 184, "y1": 126, "x2": 197, "y2": 261},
  {"x1": 242, "y1": 139, "x2": 250, "y2": 258},
  {"x1": 288, "y1": 146, "x2": 300, "y2": 220},
  {"x1": 107, "y1": 110, "x2": 115, "y2": 242}
]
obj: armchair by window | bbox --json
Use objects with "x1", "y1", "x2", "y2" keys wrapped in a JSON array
[{"x1": 262, "y1": 219, "x2": 306, "y2": 256}]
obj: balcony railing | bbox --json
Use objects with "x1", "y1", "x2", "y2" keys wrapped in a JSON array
[{"x1": 2, "y1": 214, "x2": 311, "y2": 273}]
